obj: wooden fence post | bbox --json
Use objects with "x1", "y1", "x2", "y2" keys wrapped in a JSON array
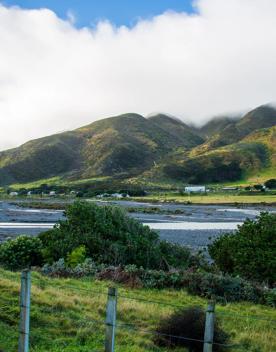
[
  {"x1": 18, "y1": 270, "x2": 31, "y2": 352},
  {"x1": 105, "y1": 287, "x2": 118, "y2": 352},
  {"x1": 203, "y1": 301, "x2": 215, "y2": 352}
]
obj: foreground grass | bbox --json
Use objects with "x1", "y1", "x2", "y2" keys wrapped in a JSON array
[{"x1": 0, "y1": 269, "x2": 275, "y2": 352}]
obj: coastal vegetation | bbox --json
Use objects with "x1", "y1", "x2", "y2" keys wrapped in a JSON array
[
  {"x1": 0, "y1": 203, "x2": 275, "y2": 302},
  {"x1": 0, "y1": 202, "x2": 275, "y2": 351},
  {"x1": 38, "y1": 202, "x2": 194, "y2": 270},
  {"x1": 208, "y1": 212, "x2": 276, "y2": 284}
]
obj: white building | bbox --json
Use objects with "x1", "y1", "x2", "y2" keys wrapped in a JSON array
[
  {"x1": 49, "y1": 191, "x2": 56, "y2": 196},
  {"x1": 222, "y1": 187, "x2": 238, "y2": 191},
  {"x1": 185, "y1": 186, "x2": 206, "y2": 193},
  {"x1": 9, "y1": 191, "x2": 19, "y2": 197}
]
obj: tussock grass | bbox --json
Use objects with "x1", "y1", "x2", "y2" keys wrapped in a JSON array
[{"x1": 0, "y1": 269, "x2": 275, "y2": 351}]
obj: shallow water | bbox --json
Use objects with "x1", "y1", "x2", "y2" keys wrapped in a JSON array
[
  {"x1": 146, "y1": 221, "x2": 242, "y2": 230},
  {"x1": 0, "y1": 222, "x2": 55, "y2": 228},
  {"x1": 0, "y1": 200, "x2": 275, "y2": 250}
]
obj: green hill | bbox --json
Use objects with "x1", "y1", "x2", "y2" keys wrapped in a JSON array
[
  {"x1": 0, "y1": 133, "x2": 84, "y2": 185},
  {"x1": 197, "y1": 115, "x2": 239, "y2": 138},
  {"x1": 162, "y1": 125, "x2": 275, "y2": 184},
  {"x1": 0, "y1": 105, "x2": 275, "y2": 187},
  {"x1": 0, "y1": 113, "x2": 202, "y2": 185},
  {"x1": 192, "y1": 105, "x2": 276, "y2": 154},
  {"x1": 148, "y1": 114, "x2": 203, "y2": 147}
]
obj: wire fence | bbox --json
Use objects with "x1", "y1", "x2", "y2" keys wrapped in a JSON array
[{"x1": 2, "y1": 270, "x2": 275, "y2": 352}]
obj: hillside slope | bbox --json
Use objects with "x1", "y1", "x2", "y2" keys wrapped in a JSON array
[
  {"x1": 0, "y1": 105, "x2": 275, "y2": 186},
  {"x1": 192, "y1": 105, "x2": 276, "y2": 155},
  {"x1": 0, "y1": 113, "x2": 202, "y2": 185},
  {"x1": 162, "y1": 126, "x2": 276, "y2": 184}
]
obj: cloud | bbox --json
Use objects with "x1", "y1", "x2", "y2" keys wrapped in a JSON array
[
  {"x1": 0, "y1": 0, "x2": 276, "y2": 150},
  {"x1": 66, "y1": 9, "x2": 77, "y2": 25}
]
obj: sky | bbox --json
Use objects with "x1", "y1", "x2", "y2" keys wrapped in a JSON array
[
  {"x1": 0, "y1": 0, "x2": 276, "y2": 150},
  {"x1": 3, "y1": 0, "x2": 195, "y2": 27}
]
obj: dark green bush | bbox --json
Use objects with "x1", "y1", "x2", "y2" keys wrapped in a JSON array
[
  {"x1": 253, "y1": 184, "x2": 263, "y2": 191},
  {"x1": 0, "y1": 235, "x2": 43, "y2": 270},
  {"x1": 182, "y1": 271, "x2": 264, "y2": 303},
  {"x1": 39, "y1": 201, "x2": 194, "y2": 270},
  {"x1": 159, "y1": 241, "x2": 199, "y2": 270},
  {"x1": 208, "y1": 212, "x2": 276, "y2": 285},
  {"x1": 264, "y1": 179, "x2": 276, "y2": 189},
  {"x1": 264, "y1": 288, "x2": 276, "y2": 307},
  {"x1": 154, "y1": 307, "x2": 229, "y2": 351}
]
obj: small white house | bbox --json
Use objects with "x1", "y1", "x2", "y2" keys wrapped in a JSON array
[
  {"x1": 111, "y1": 193, "x2": 124, "y2": 199},
  {"x1": 49, "y1": 191, "x2": 56, "y2": 197},
  {"x1": 222, "y1": 187, "x2": 238, "y2": 191},
  {"x1": 27, "y1": 191, "x2": 32, "y2": 196},
  {"x1": 185, "y1": 186, "x2": 206, "y2": 193},
  {"x1": 9, "y1": 191, "x2": 19, "y2": 197}
]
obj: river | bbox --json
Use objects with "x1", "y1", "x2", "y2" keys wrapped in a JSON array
[{"x1": 0, "y1": 200, "x2": 274, "y2": 250}]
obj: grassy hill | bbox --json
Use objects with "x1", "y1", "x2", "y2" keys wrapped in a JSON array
[
  {"x1": 0, "y1": 268, "x2": 275, "y2": 352},
  {"x1": 158, "y1": 107, "x2": 276, "y2": 185},
  {"x1": 0, "y1": 105, "x2": 275, "y2": 187},
  {"x1": 163, "y1": 141, "x2": 270, "y2": 184},
  {"x1": 192, "y1": 105, "x2": 276, "y2": 155},
  {"x1": 197, "y1": 115, "x2": 239, "y2": 138},
  {"x1": 0, "y1": 113, "x2": 202, "y2": 185}
]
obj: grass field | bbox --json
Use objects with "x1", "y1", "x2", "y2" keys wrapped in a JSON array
[
  {"x1": 2, "y1": 191, "x2": 276, "y2": 206},
  {"x1": 132, "y1": 192, "x2": 276, "y2": 205},
  {"x1": 0, "y1": 268, "x2": 275, "y2": 352}
]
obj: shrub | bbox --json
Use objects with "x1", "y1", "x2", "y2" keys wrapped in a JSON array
[
  {"x1": 0, "y1": 235, "x2": 43, "y2": 270},
  {"x1": 41, "y1": 260, "x2": 275, "y2": 305},
  {"x1": 154, "y1": 307, "x2": 229, "y2": 351},
  {"x1": 67, "y1": 245, "x2": 87, "y2": 268},
  {"x1": 264, "y1": 179, "x2": 276, "y2": 189},
  {"x1": 159, "y1": 241, "x2": 199, "y2": 270},
  {"x1": 41, "y1": 258, "x2": 101, "y2": 278},
  {"x1": 39, "y1": 201, "x2": 194, "y2": 270},
  {"x1": 264, "y1": 288, "x2": 276, "y2": 307},
  {"x1": 208, "y1": 212, "x2": 276, "y2": 285},
  {"x1": 253, "y1": 184, "x2": 263, "y2": 191},
  {"x1": 182, "y1": 272, "x2": 264, "y2": 303}
]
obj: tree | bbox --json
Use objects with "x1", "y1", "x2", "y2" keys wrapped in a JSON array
[
  {"x1": 208, "y1": 213, "x2": 276, "y2": 285},
  {"x1": 0, "y1": 236, "x2": 43, "y2": 270},
  {"x1": 264, "y1": 179, "x2": 276, "y2": 189},
  {"x1": 39, "y1": 201, "x2": 193, "y2": 270}
]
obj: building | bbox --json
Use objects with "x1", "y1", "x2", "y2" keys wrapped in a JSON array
[
  {"x1": 222, "y1": 187, "x2": 238, "y2": 191},
  {"x1": 185, "y1": 186, "x2": 206, "y2": 193},
  {"x1": 9, "y1": 191, "x2": 19, "y2": 197}
]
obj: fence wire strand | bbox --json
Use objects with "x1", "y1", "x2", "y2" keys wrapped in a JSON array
[
  {"x1": 83, "y1": 317, "x2": 239, "y2": 348},
  {"x1": 3, "y1": 273, "x2": 276, "y2": 351},
  {"x1": 31, "y1": 279, "x2": 276, "y2": 324}
]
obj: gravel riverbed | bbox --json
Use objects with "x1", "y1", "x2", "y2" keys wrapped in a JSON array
[{"x1": 0, "y1": 199, "x2": 275, "y2": 250}]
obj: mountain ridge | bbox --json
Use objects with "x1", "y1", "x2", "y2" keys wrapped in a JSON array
[{"x1": 0, "y1": 105, "x2": 275, "y2": 186}]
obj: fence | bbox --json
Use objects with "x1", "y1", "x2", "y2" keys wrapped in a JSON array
[{"x1": 6, "y1": 270, "x2": 275, "y2": 351}]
